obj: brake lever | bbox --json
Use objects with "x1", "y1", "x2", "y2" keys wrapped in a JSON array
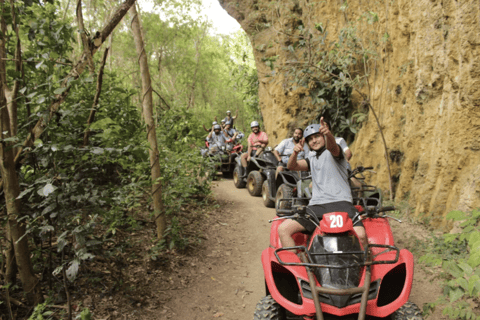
[
  {"x1": 269, "y1": 213, "x2": 300, "y2": 223},
  {"x1": 384, "y1": 215, "x2": 402, "y2": 223}
]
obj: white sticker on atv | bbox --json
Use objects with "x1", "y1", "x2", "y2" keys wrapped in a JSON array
[{"x1": 329, "y1": 215, "x2": 344, "y2": 228}]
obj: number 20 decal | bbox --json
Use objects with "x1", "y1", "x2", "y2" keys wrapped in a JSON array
[{"x1": 329, "y1": 215, "x2": 344, "y2": 228}]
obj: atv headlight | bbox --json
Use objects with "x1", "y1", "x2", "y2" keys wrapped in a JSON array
[{"x1": 221, "y1": 145, "x2": 226, "y2": 151}]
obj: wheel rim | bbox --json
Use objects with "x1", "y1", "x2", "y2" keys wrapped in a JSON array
[
  {"x1": 233, "y1": 171, "x2": 238, "y2": 184},
  {"x1": 262, "y1": 184, "x2": 267, "y2": 201},
  {"x1": 276, "y1": 189, "x2": 283, "y2": 208},
  {"x1": 247, "y1": 178, "x2": 254, "y2": 192}
]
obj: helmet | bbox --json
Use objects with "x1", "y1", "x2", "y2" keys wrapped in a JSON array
[
  {"x1": 226, "y1": 110, "x2": 231, "y2": 114},
  {"x1": 304, "y1": 124, "x2": 322, "y2": 139},
  {"x1": 221, "y1": 119, "x2": 226, "y2": 123},
  {"x1": 212, "y1": 121, "x2": 218, "y2": 125},
  {"x1": 225, "y1": 121, "x2": 232, "y2": 125},
  {"x1": 250, "y1": 121, "x2": 259, "y2": 128},
  {"x1": 213, "y1": 124, "x2": 221, "y2": 130}
]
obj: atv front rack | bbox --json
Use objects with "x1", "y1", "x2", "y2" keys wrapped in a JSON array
[
  {"x1": 274, "y1": 245, "x2": 400, "y2": 320},
  {"x1": 274, "y1": 244, "x2": 400, "y2": 268}
]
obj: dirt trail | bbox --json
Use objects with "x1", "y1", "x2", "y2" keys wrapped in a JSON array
[
  {"x1": 160, "y1": 179, "x2": 275, "y2": 319},
  {"x1": 158, "y1": 178, "x2": 445, "y2": 320}
]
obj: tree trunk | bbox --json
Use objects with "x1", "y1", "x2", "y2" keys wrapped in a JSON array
[
  {"x1": 0, "y1": 25, "x2": 43, "y2": 304},
  {"x1": 130, "y1": 4, "x2": 165, "y2": 239}
]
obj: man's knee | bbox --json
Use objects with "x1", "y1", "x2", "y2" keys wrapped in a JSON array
[
  {"x1": 278, "y1": 220, "x2": 304, "y2": 237},
  {"x1": 353, "y1": 226, "x2": 367, "y2": 246},
  {"x1": 278, "y1": 221, "x2": 292, "y2": 238}
]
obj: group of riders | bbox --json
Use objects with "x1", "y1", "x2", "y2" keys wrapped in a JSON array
[
  {"x1": 203, "y1": 110, "x2": 244, "y2": 152},
  {"x1": 203, "y1": 110, "x2": 366, "y2": 248}
]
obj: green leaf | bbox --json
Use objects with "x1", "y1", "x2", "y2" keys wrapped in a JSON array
[
  {"x1": 468, "y1": 232, "x2": 480, "y2": 248},
  {"x1": 53, "y1": 265, "x2": 63, "y2": 276},
  {"x1": 91, "y1": 147, "x2": 104, "y2": 155},
  {"x1": 66, "y1": 258, "x2": 80, "y2": 281},
  {"x1": 26, "y1": 91, "x2": 37, "y2": 99},
  {"x1": 443, "y1": 260, "x2": 464, "y2": 278},
  {"x1": 456, "y1": 277, "x2": 469, "y2": 291},
  {"x1": 38, "y1": 183, "x2": 56, "y2": 197},
  {"x1": 468, "y1": 275, "x2": 480, "y2": 296},
  {"x1": 90, "y1": 117, "x2": 116, "y2": 130},
  {"x1": 17, "y1": 187, "x2": 34, "y2": 200},
  {"x1": 41, "y1": 203, "x2": 57, "y2": 215},
  {"x1": 446, "y1": 210, "x2": 467, "y2": 221},
  {"x1": 448, "y1": 287, "x2": 464, "y2": 302},
  {"x1": 54, "y1": 87, "x2": 67, "y2": 95},
  {"x1": 467, "y1": 251, "x2": 480, "y2": 268},
  {"x1": 472, "y1": 208, "x2": 480, "y2": 219},
  {"x1": 458, "y1": 261, "x2": 473, "y2": 275}
]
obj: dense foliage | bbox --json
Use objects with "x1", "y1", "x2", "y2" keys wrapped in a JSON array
[{"x1": 420, "y1": 209, "x2": 480, "y2": 320}]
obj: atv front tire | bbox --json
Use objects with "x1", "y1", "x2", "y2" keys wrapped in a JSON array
[
  {"x1": 390, "y1": 301, "x2": 423, "y2": 320},
  {"x1": 253, "y1": 295, "x2": 286, "y2": 320},
  {"x1": 262, "y1": 180, "x2": 275, "y2": 208},
  {"x1": 276, "y1": 184, "x2": 293, "y2": 211},
  {"x1": 247, "y1": 171, "x2": 264, "y2": 196},
  {"x1": 233, "y1": 166, "x2": 246, "y2": 188}
]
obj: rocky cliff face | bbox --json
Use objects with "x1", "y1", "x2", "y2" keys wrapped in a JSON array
[{"x1": 220, "y1": 0, "x2": 480, "y2": 226}]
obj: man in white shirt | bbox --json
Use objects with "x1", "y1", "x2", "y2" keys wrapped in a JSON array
[{"x1": 273, "y1": 128, "x2": 309, "y2": 177}]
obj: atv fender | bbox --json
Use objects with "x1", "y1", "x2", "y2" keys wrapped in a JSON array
[
  {"x1": 277, "y1": 171, "x2": 298, "y2": 188},
  {"x1": 264, "y1": 169, "x2": 276, "y2": 200},
  {"x1": 261, "y1": 247, "x2": 311, "y2": 316},
  {"x1": 363, "y1": 217, "x2": 395, "y2": 249},
  {"x1": 234, "y1": 156, "x2": 242, "y2": 167},
  {"x1": 367, "y1": 249, "x2": 414, "y2": 318}
]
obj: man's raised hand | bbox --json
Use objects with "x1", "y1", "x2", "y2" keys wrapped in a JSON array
[
  {"x1": 319, "y1": 117, "x2": 330, "y2": 136},
  {"x1": 294, "y1": 137, "x2": 305, "y2": 154}
]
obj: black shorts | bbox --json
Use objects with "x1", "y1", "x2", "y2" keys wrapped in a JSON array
[
  {"x1": 250, "y1": 149, "x2": 257, "y2": 157},
  {"x1": 297, "y1": 201, "x2": 363, "y2": 233}
]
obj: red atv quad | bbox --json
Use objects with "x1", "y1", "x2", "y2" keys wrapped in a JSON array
[{"x1": 254, "y1": 198, "x2": 422, "y2": 319}]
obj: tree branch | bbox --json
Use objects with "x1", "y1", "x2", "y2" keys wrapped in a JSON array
[
  {"x1": 12, "y1": 0, "x2": 136, "y2": 166},
  {"x1": 152, "y1": 88, "x2": 171, "y2": 110},
  {"x1": 83, "y1": 47, "x2": 109, "y2": 146}
]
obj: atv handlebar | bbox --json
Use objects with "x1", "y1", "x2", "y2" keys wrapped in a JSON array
[{"x1": 349, "y1": 166, "x2": 374, "y2": 179}]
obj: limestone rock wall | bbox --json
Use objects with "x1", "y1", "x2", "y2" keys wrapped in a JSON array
[{"x1": 220, "y1": 0, "x2": 480, "y2": 226}]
